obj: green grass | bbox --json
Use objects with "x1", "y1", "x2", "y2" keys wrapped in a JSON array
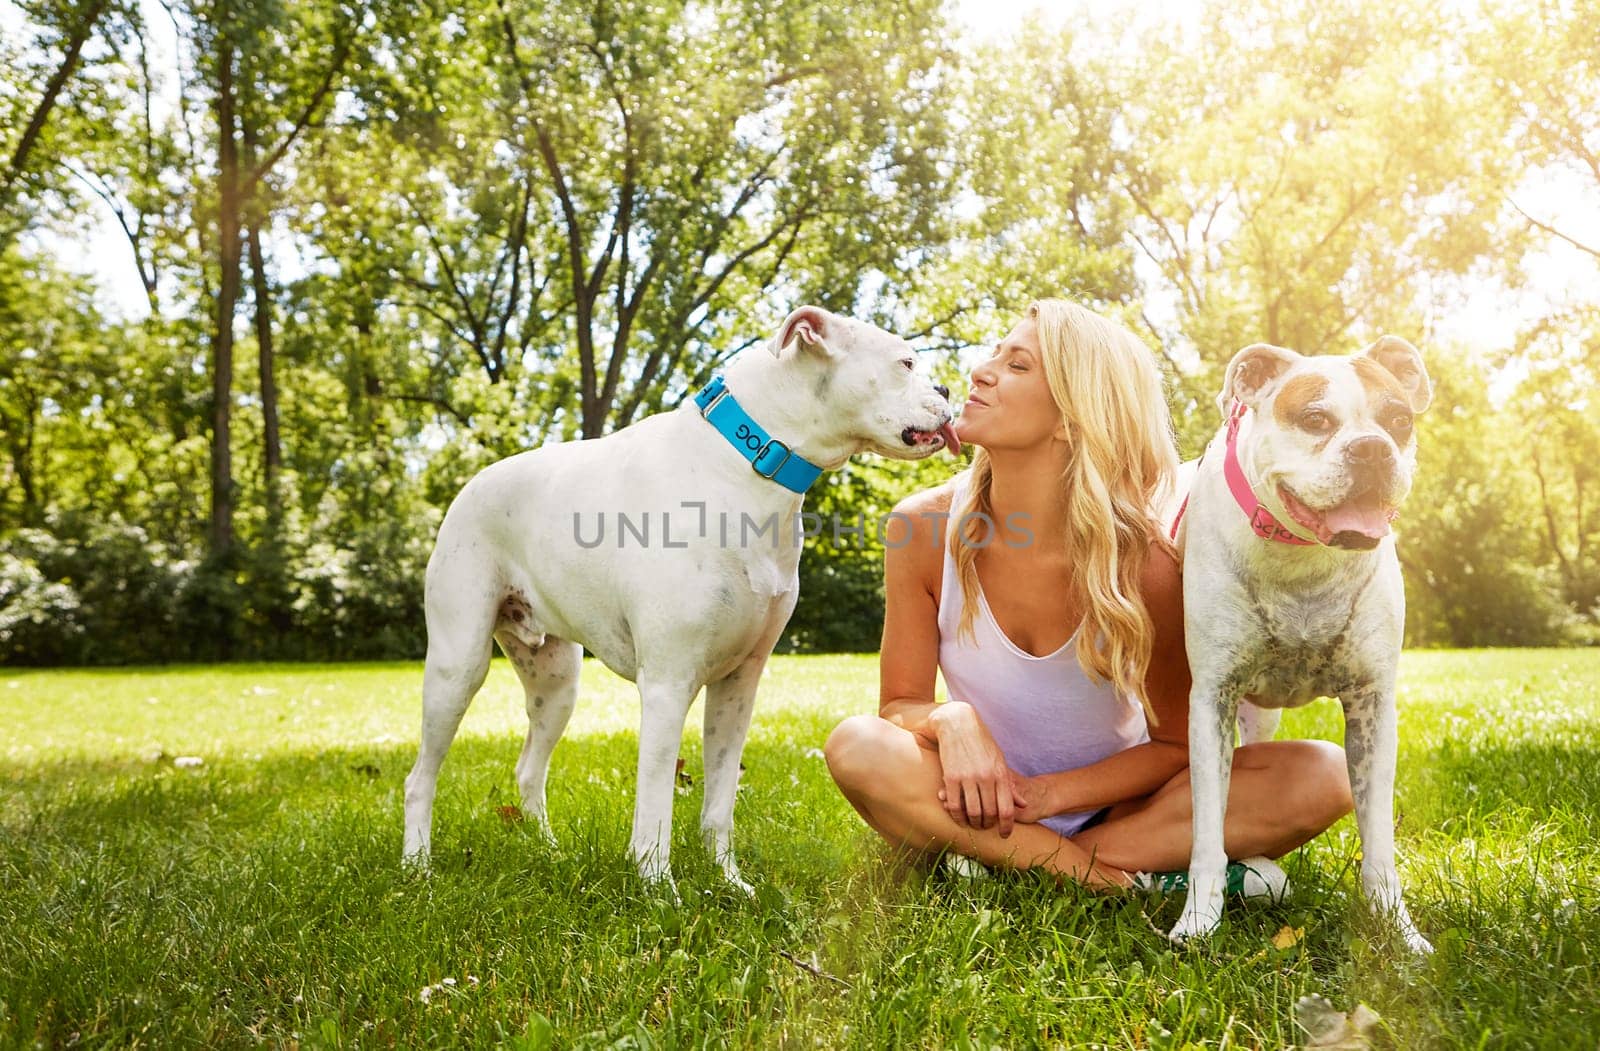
[{"x1": 2, "y1": 651, "x2": 1598, "y2": 1049}]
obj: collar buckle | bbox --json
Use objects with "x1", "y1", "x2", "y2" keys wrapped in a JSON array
[
  {"x1": 699, "y1": 389, "x2": 728, "y2": 419},
  {"x1": 752, "y1": 439, "x2": 792, "y2": 479},
  {"x1": 690, "y1": 372, "x2": 822, "y2": 494}
]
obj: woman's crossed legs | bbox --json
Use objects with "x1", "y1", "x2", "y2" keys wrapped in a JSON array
[{"x1": 824, "y1": 714, "x2": 1353, "y2": 888}]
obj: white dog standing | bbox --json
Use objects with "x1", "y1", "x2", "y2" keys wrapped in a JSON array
[
  {"x1": 402, "y1": 307, "x2": 959, "y2": 892},
  {"x1": 1167, "y1": 336, "x2": 1433, "y2": 953}
]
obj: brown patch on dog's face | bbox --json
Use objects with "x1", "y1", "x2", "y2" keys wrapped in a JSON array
[
  {"x1": 1273, "y1": 374, "x2": 1330, "y2": 432},
  {"x1": 1352, "y1": 357, "x2": 1415, "y2": 445}
]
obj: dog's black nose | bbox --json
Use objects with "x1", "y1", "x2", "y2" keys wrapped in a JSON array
[
  {"x1": 1345, "y1": 436, "x2": 1394, "y2": 467},
  {"x1": 934, "y1": 384, "x2": 950, "y2": 401}
]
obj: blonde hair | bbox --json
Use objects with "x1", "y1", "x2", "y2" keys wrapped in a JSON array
[{"x1": 949, "y1": 299, "x2": 1179, "y2": 721}]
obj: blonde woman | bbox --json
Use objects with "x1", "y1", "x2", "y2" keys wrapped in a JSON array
[{"x1": 825, "y1": 299, "x2": 1353, "y2": 890}]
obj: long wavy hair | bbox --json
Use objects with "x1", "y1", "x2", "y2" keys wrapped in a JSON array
[{"x1": 949, "y1": 299, "x2": 1179, "y2": 721}]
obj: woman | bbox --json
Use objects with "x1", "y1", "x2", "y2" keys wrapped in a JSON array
[{"x1": 825, "y1": 299, "x2": 1352, "y2": 890}]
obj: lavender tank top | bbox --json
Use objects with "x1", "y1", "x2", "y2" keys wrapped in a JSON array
[{"x1": 935, "y1": 472, "x2": 1150, "y2": 837}]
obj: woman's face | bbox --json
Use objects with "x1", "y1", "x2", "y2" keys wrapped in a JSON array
[{"x1": 954, "y1": 317, "x2": 1065, "y2": 450}]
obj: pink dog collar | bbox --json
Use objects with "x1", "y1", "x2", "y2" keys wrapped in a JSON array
[
  {"x1": 1168, "y1": 402, "x2": 1319, "y2": 546},
  {"x1": 1223, "y1": 402, "x2": 1316, "y2": 545}
]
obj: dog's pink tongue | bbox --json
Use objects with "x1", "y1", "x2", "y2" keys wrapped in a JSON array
[
  {"x1": 939, "y1": 421, "x2": 962, "y2": 457},
  {"x1": 1323, "y1": 495, "x2": 1392, "y2": 539}
]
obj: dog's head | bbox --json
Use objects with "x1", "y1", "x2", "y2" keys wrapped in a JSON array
[
  {"x1": 765, "y1": 306, "x2": 959, "y2": 462},
  {"x1": 1220, "y1": 336, "x2": 1431, "y2": 550}
]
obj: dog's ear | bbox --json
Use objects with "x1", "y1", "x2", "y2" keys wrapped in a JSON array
[
  {"x1": 1360, "y1": 335, "x2": 1432, "y2": 413},
  {"x1": 1219, "y1": 343, "x2": 1301, "y2": 415},
  {"x1": 769, "y1": 306, "x2": 831, "y2": 358}
]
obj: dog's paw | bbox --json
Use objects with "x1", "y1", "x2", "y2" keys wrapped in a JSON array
[
  {"x1": 1397, "y1": 922, "x2": 1433, "y2": 955},
  {"x1": 1167, "y1": 895, "x2": 1223, "y2": 946},
  {"x1": 720, "y1": 868, "x2": 755, "y2": 897},
  {"x1": 652, "y1": 878, "x2": 682, "y2": 906},
  {"x1": 1365, "y1": 884, "x2": 1433, "y2": 955},
  {"x1": 525, "y1": 814, "x2": 559, "y2": 849},
  {"x1": 637, "y1": 866, "x2": 680, "y2": 905},
  {"x1": 1166, "y1": 916, "x2": 1214, "y2": 945},
  {"x1": 400, "y1": 851, "x2": 433, "y2": 877}
]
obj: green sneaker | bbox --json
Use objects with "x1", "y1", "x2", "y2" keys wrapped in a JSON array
[{"x1": 1132, "y1": 856, "x2": 1291, "y2": 902}]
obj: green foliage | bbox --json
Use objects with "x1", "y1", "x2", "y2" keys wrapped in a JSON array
[
  {"x1": 785, "y1": 458, "x2": 934, "y2": 654},
  {"x1": 0, "y1": 542, "x2": 85, "y2": 663},
  {"x1": 1113, "y1": 0, "x2": 1513, "y2": 365},
  {"x1": 1, "y1": 0, "x2": 1597, "y2": 662},
  {"x1": 1, "y1": 517, "x2": 183, "y2": 664},
  {"x1": 1398, "y1": 349, "x2": 1579, "y2": 646}
]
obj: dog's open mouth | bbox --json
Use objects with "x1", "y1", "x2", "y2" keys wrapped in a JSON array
[
  {"x1": 1278, "y1": 484, "x2": 1397, "y2": 549},
  {"x1": 902, "y1": 421, "x2": 962, "y2": 456}
]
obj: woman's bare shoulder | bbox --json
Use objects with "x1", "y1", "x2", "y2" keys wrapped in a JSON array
[
  {"x1": 884, "y1": 476, "x2": 963, "y2": 588},
  {"x1": 1140, "y1": 538, "x2": 1185, "y2": 640},
  {"x1": 892, "y1": 476, "x2": 960, "y2": 516}
]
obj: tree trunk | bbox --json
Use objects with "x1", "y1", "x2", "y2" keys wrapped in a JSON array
[
  {"x1": 210, "y1": 40, "x2": 243, "y2": 560},
  {"x1": 1, "y1": 396, "x2": 40, "y2": 527},
  {"x1": 245, "y1": 217, "x2": 280, "y2": 519}
]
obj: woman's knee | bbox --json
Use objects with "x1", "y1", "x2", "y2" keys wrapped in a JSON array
[
  {"x1": 1283, "y1": 739, "x2": 1354, "y2": 827},
  {"x1": 823, "y1": 714, "x2": 885, "y2": 785},
  {"x1": 824, "y1": 714, "x2": 896, "y2": 794}
]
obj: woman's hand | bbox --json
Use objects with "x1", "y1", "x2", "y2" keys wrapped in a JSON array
[
  {"x1": 929, "y1": 701, "x2": 1018, "y2": 836},
  {"x1": 1006, "y1": 771, "x2": 1060, "y2": 825}
]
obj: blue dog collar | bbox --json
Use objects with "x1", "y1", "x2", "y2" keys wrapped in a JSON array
[{"x1": 692, "y1": 374, "x2": 824, "y2": 494}]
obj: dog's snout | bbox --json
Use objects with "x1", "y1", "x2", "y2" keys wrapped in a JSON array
[
  {"x1": 934, "y1": 384, "x2": 950, "y2": 401},
  {"x1": 1345, "y1": 436, "x2": 1394, "y2": 468}
]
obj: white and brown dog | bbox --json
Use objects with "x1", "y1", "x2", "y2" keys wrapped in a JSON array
[
  {"x1": 1166, "y1": 336, "x2": 1433, "y2": 953},
  {"x1": 402, "y1": 307, "x2": 959, "y2": 894}
]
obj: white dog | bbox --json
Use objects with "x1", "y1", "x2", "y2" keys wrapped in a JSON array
[
  {"x1": 402, "y1": 306, "x2": 959, "y2": 892},
  {"x1": 1167, "y1": 336, "x2": 1433, "y2": 953}
]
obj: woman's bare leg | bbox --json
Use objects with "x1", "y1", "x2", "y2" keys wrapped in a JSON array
[
  {"x1": 827, "y1": 717, "x2": 1353, "y2": 881},
  {"x1": 825, "y1": 715, "x2": 1132, "y2": 889},
  {"x1": 1074, "y1": 739, "x2": 1353, "y2": 873}
]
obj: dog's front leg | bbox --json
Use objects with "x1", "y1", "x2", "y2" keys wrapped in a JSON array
[
  {"x1": 700, "y1": 656, "x2": 765, "y2": 894},
  {"x1": 1342, "y1": 686, "x2": 1432, "y2": 954},
  {"x1": 1170, "y1": 679, "x2": 1239, "y2": 944},
  {"x1": 629, "y1": 672, "x2": 700, "y2": 895}
]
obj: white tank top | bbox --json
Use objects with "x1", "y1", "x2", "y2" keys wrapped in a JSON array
[{"x1": 936, "y1": 471, "x2": 1150, "y2": 837}]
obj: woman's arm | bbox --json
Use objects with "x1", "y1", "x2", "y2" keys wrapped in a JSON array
[
  {"x1": 877, "y1": 489, "x2": 1020, "y2": 834},
  {"x1": 877, "y1": 491, "x2": 952, "y2": 738},
  {"x1": 1013, "y1": 541, "x2": 1192, "y2": 820}
]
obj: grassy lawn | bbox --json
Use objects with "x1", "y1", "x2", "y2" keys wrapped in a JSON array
[{"x1": 2, "y1": 651, "x2": 1598, "y2": 1048}]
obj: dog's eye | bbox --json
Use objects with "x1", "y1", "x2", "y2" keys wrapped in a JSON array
[
  {"x1": 1387, "y1": 413, "x2": 1413, "y2": 437},
  {"x1": 900, "y1": 359, "x2": 915, "y2": 371},
  {"x1": 1300, "y1": 409, "x2": 1334, "y2": 434}
]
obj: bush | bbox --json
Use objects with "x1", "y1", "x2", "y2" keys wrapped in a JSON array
[
  {"x1": 0, "y1": 520, "x2": 185, "y2": 665},
  {"x1": 0, "y1": 541, "x2": 86, "y2": 665}
]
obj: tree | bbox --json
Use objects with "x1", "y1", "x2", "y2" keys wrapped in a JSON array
[
  {"x1": 313, "y1": 0, "x2": 956, "y2": 446},
  {"x1": 0, "y1": 0, "x2": 116, "y2": 245},
  {"x1": 1472, "y1": 0, "x2": 1600, "y2": 634},
  {"x1": 894, "y1": 17, "x2": 1140, "y2": 351},
  {"x1": 1108, "y1": 0, "x2": 1514, "y2": 454},
  {"x1": 173, "y1": 0, "x2": 361, "y2": 560},
  {"x1": 1509, "y1": 312, "x2": 1600, "y2": 624}
]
